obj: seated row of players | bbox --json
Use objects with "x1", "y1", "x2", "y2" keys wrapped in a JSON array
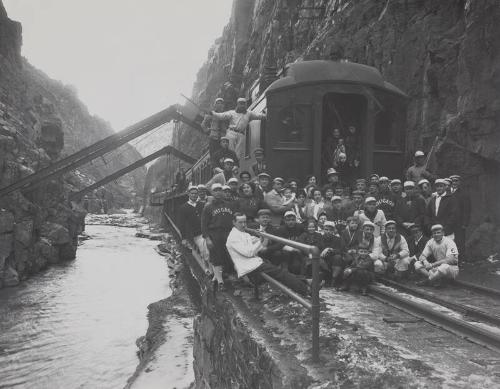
[{"x1": 178, "y1": 166, "x2": 463, "y2": 295}]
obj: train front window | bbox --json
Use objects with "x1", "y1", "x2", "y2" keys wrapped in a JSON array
[
  {"x1": 277, "y1": 105, "x2": 311, "y2": 143},
  {"x1": 373, "y1": 91, "x2": 406, "y2": 151}
]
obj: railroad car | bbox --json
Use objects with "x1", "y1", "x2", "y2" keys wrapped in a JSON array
[{"x1": 155, "y1": 60, "x2": 408, "y2": 211}]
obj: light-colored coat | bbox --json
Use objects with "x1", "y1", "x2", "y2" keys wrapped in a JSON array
[{"x1": 226, "y1": 227, "x2": 264, "y2": 278}]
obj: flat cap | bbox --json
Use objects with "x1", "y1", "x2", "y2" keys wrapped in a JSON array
[
  {"x1": 418, "y1": 179, "x2": 430, "y2": 186},
  {"x1": 324, "y1": 221, "x2": 336, "y2": 228},
  {"x1": 256, "y1": 209, "x2": 271, "y2": 216},
  {"x1": 390, "y1": 179, "x2": 402, "y2": 185},
  {"x1": 370, "y1": 174, "x2": 380, "y2": 179},
  {"x1": 434, "y1": 178, "x2": 447, "y2": 185},
  {"x1": 363, "y1": 221, "x2": 375, "y2": 228},
  {"x1": 385, "y1": 220, "x2": 397, "y2": 226},
  {"x1": 258, "y1": 172, "x2": 271, "y2": 178},
  {"x1": 222, "y1": 185, "x2": 231, "y2": 191},
  {"x1": 449, "y1": 174, "x2": 461, "y2": 180},
  {"x1": 332, "y1": 195, "x2": 342, "y2": 202},
  {"x1": 223, "y1": 158, "x2": 234, "y2": 163},
  {"x1": 237, "y1": 97, "x2": 247, "y2": 103},
  {"x1": 273, "y1": 177, "x2": 285, "y2": 183},
  {"x1": 379, "y1": 176, "x2": 389, "y2": 182}
]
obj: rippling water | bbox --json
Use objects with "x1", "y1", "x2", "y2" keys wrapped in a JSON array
[{"x1": 0, "y1": 221, "x2": 172, "y2": 389}]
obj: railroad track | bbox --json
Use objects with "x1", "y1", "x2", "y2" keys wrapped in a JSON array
[{"x1": 368, "y1": 279, "x2": 500, "y2": 354}]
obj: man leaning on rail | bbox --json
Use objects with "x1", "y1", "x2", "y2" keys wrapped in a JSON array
[{"x1": 226, "y1": 213, "x2": 310, "y2": 296}]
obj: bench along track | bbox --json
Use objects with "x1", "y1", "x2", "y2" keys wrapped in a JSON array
[{"x1": 368, "y1": 283, "x2": 500, "y2": 354}]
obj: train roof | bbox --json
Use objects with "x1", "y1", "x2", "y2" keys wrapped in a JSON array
[{"x1": 266, "y1": 60, "x2": 407, "y2": 97}]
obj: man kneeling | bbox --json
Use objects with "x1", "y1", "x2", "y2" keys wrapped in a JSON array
[
  {"x1": 415, "y1": 224, "x2": 459, "y2": 286},
  {"x1": 226, "y1": 213, "x2": 309, "y2": 296}
]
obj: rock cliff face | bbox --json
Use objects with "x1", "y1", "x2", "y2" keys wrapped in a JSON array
[
  {"x1": 0, "y1": 1, "x2": 145, "y2": 287},
  {"x1": 161, "y1": 0, "x2": 500, "y2": 238}
]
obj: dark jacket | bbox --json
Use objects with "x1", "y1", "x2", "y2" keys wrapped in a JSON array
[
  {"x1": 212, "y1": 147, "x2": 239, "y2": 168},
  {"x1": 452, "y1": 187, "x2": 471, "y2": 227},
  {"x1": 236, "y1": 195, "x2": 263, "y2": 221},
  {"x1": 259, "y1": 224, "x2": 284, "y2": 254},
  {"x1": 408, "y1": 234, "x2": 429, "y2": 258},
  {"x1": 376, "y1": 191, "x2": 397, "y2": 220},
  {"x1": 426, "y1": 193, "x2": 458, "y2": 236},
  {"x1": 277, "y1": 223, "x2": 305, "y2": 242},
  {"x1": 201, "y1": 198, "x2": 235, "y2": 237},
  {"x1": 178, "y1": 201, "x2": 204, "y2": 240},
  {"x1": 340, "y1": 228, "x2": 360, "y2": 253},
  {"x1": 251, "y1": 160, "x2": 268, "y2": 176},
  {"x1": 298, "y1": 231, "x2": 323, "y2": 248},
  {"x1": 396, "y1": 194, "x2": 427, "y2": 227}
]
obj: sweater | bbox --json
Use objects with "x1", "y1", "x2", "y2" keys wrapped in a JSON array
[
  {"x1": 177, "y1": 201, "x2": 204, "y2": 240},
  {"x1": 201, "y1": 198, "x2": 235, "y2": 237}
]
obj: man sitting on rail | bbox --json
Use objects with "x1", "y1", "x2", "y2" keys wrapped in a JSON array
[
  {"x1": 378, "y1": 220, "x2": 411, "y2": 279},
  {"x1": 210, "y1": 98, "x2": 266, "y2": 159},
  {"x1": 226, "y1": 213, "x2": 309, "y2": 296},
  {"x1": 414, "y1": 224, "x2": 459, "y2": 286}
]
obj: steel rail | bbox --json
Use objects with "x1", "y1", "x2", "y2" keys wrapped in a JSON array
[
  {"x1": 368, "y1": 284, "x2": 500, "y2": 354},
  {"x1": 380, "y1": 278, "x2": 500, "y2": 326},
  {"x1": 453, "y1": 280, "x2": 500, "y2": 298},
  {"x1": 245, "y1": 227, "x2": 321, "y2": 362}
]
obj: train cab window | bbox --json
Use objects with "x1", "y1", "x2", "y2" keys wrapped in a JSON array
[
  {"x1": 275, "y1": 104, "x2": 312, "y2": 146},
  {"x1": 373, "y1": 91, "x2": 406, "y2": 151}
]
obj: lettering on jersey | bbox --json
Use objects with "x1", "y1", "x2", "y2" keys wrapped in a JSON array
[
  {"x1": 376, "y1": 198, "x2": 395, "y2": 207},
  {"x1": 212, "y1": 207, "x2": 233, "y2": 216}
]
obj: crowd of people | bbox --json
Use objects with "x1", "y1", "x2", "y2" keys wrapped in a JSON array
[{"x1": 176, "y1": 97, "x2": 470, "y2": 297}]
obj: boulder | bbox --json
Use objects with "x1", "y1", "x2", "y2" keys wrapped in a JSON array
[
  {"x1": 58, "y1": 242, "x2": 76, "y2": 261},
  {"x1": 14, "y1": 219, "x2": 33, "y2": 247},
  {"x1": 0, "y1": 209, "x2": 14, "y2": 234},
  {"x1": 3, "y1": 265, "x2": 19, "y2": 287},
  {"x1": 34, "y1": 238, "x2": 59, "y2": 264},
  {"x1": 40, "y1": 222, "x2": 70, "y2": 245},
  {"x1": 0, "y1": 233, "x2": 13, "y2": 261}
]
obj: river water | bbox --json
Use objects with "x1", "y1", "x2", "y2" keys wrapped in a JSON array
[{"x1": 0, "y1": 216, "x2": 174, "y2": 389}]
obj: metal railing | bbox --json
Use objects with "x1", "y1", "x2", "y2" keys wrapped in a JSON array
[{"x1": 245, "y1": 227, "x2": 321, "y2": 363}]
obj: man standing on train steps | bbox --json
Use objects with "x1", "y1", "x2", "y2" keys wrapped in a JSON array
[
  {"x1": 212, "y1": 137, "x2": 239, "y2": 169},
  {"x1": 201, "y1": 183, "x2": 236, "y2": 291},
  {"x1": 201, "y1": 97, "x2": 228, "y2": 169},
  {"x1": 251, "y1": 147, "x2": 267, "y2": 176},
  {"x1": 210, "y1": 98, "x2": 266, "y2": 160}
]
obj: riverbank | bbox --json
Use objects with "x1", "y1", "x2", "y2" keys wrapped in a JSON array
[{"x1": 126, "y1": 226, "x2": 196, "y2": 389}]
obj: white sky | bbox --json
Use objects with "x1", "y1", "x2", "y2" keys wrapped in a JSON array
[{"x1": 4, "y1": 0, "x2": 233, "y2": 130}]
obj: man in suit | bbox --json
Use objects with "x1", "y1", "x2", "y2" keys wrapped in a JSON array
[
  {"x1": 251, "y1": 147, "x2": 268, "y2": 176},
  {"x1": 426, "y1": 179, "x2": 458, "y2": 239},
  {"x1": 450, "y1": 175, "x2": 471, "y2": 258}
]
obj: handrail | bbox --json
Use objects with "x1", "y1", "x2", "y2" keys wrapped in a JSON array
[{"x1": 245, "y1": 227, "x2": 321, "y2": 363}]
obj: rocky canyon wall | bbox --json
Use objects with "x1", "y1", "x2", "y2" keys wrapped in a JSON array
[
  {"x1": 0, "y1": 1, "x2": 146, "y2": 287},
  {"x1": 155, "y1": 0, "x2": 500, "y2": 253}
]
